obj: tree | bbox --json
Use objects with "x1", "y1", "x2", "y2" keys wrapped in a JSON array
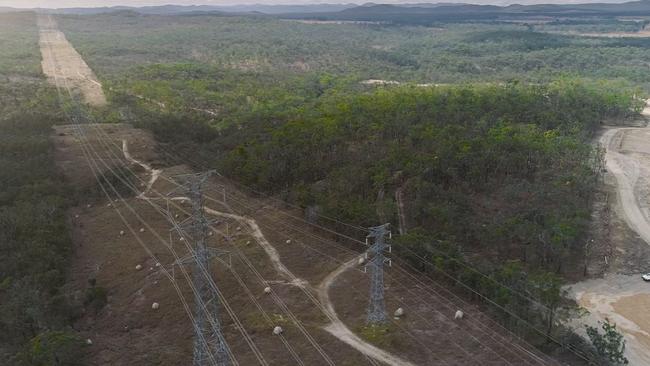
[
  {"x1": 529, "y1": 271, "x2": 564, "y2": 342},
  {"x1": 586, "y1": 319, "x2": 629, "y2": 365},
  {"x1": 21, "y1": 331, "x2": 85, "y2": 366}
]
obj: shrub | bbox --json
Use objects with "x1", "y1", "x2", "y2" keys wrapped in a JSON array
[{"x1": 21, "y1": 331, "x2": 85, "y2": 366}]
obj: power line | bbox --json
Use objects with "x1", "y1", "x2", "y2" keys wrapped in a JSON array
[
  {"x1": 40, "y1": 27, "x2": 223, "y2": 366},
  {"x1": 73, "y1": 114, "x2": 331, "y2": 362},
  {"x1": 169, "y1": 171, "x2": 231, "y2": 366},
  {"x1": 49, "y1": 64, "x2": 249, "y2": 366},
  {"x1": 216, "y1": 193, "x2": 543, "y2": 366}
]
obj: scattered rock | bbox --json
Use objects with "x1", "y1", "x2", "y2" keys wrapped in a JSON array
[{"x1": 86, "y1": 204, "x2": 91, "y2": 209}]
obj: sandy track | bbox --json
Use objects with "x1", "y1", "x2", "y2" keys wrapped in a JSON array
[
  {"x1": 38, "y1": 14, "x2": 107, "y2": 107},
  {"x1": 121, "y1": 140, "x2": 415, "y2": 366},
  {"x1": 567, "y1": 101, "x2": 650, "y2": 365},
  {"x1": 318, "y1": 256, "x2": 417, "y2": 366}
]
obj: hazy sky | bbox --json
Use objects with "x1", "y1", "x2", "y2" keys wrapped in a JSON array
[{"x1": 0, "y1": 0, "x2": 633, "y2": 8}]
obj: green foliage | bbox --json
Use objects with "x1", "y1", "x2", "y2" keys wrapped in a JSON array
[
  {"x1": 0, "y1": 18, "x2": 78, "y2": 363},
  {"x1": 586, "y1": 319, "x2": 629, "y2": 365},
  {"x1": 21, "y1": 331, "x2": 85, "y2": 366},
  {"x1": 0, "y1": 13, "x2": 42, "y2": 80},
  {"x1": 357, "y1": 324, "x2": 400, "y2": 348},
  {"x1": 58, "y1": 13, "x2": 650, "y2": 89},
  {"x1": 83, "y1": 283, "x2": 108, "y2": 313}
]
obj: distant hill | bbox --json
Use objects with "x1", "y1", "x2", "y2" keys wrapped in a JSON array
[
  {"x1": 279, "y1": 0, "x2": 650, "y2": 24},
  {"x1": 3, "y1": 1, "x2": 650, "y2": 19},
  {"x1": 0, "y1": 6, "x2": 24, "y2": 13},
  {"x1": 17, "y1": 4, "x2": 357, "y2": 15}
]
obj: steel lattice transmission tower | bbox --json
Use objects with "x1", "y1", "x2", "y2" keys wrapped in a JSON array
[
  {"x1": 365, "y1": 223, "x2": 391, "y2": 325},
  {"x1": 169, "y1": 171, "x2": 231, "y2": 366}
]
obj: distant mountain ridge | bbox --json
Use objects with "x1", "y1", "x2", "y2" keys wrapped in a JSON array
[
  {"x1": 1, "y1": 0, "x2": 650, "y2": 18},
  {"x1": 280, "y1": 0, "x2": 650, "y2": 23},
  {"x1": 0, "y1": 3, "x2": 357, "y2": 15}
]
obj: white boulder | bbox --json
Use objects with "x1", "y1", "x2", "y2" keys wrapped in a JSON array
[
  {"x1": 135, "y1": 264, "x2": 143, "y2": 271},
  {"x1": 139, "y1": 228, "x2": 145, "y2": 233},
  {"x1": 358, "y1": 257, "x2": 365, "y2": 265},
  {"x1": 263, "y1": 287, "x2": 272, "y2": 294},
  {"x1": 85, "y1": 338, "x2": 93, "y2": 345},
  {"x1": 394, "y1": 308, "x2": 404, "y2": 317},
  {"x1": 454, "y1": 310, "x2": 464, "y2": 320},
  {"x1": 119, "y1": 230, "x2": 125, "y2": 236},
  {"x1": 152, "y1": 302, "x2": 160, "y2": 310},
  {"x1": 273, "y1": 326, "x2": 283, "y2": 335},
  {"x1": 285, "y1": 239, "x2": 291, "y2": 244}
]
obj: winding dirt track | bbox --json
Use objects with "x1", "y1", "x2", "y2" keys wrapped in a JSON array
[
  {"x1": 569, "y1": 101, "x2": 650, "y2": 365},
  {"x1": 122, "y1": 140, "x2": 415, "y2": 366}
]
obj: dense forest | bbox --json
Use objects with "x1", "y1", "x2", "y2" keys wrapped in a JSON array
[
  {"x1": 0, "y1": 13, "x2": 84, "y2": 366},
  {"x1": 58, "y1": 13, "x2": 650, "y2": 88}
]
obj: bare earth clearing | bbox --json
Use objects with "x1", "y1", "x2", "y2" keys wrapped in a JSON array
[
  {"x1": 53, "y1": 122, "x2": 558, "y2": 365},
  {"x1": 38, "y1": 15, "x2": 106, "y2": 106},
  {"x1": 567, "y1": 102, "x2": 650, "y2": 365},
  {"x1": 43, "y1": 17, "x2": 558, "y2": 366}
]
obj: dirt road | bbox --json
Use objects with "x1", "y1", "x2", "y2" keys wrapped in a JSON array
[
  {"x1": 122, "y1": 139, "x2": 415, "y2": 365},
  {"x1": 38, "y1": 14, "x2": 107, "y2": 106},
  {"x1": 567, "y1": 101, "x2": 650, "y2": 365}
]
